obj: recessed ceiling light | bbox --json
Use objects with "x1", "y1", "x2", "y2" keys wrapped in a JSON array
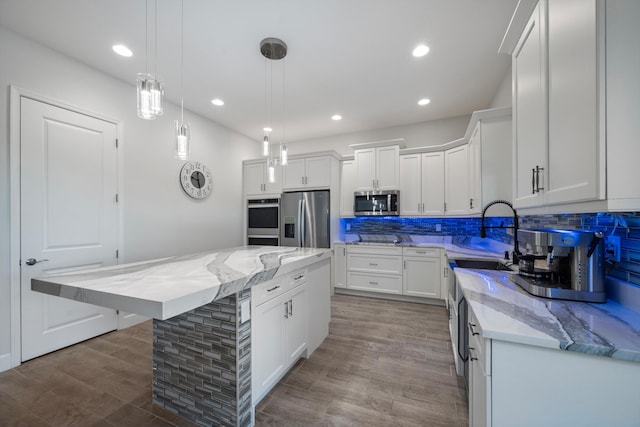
[
  {"x1": 263, "y1": 127, "x2": 272, "y2": 132},
  {"x1": 331, "y1": 114, "x2": 342, "y2": 121},
  {"x1": 412, "y1": 44, "x2": 430, "y2": 58},
  {"x1": 211, "y1": 98, "x2": 224, "y2": 106},
  {"x1": 418, "y1": 98, "x2": 431, "y2": 106},
  {"x1": 112, "y1": 44, "x2": 132, "y2": 57}
]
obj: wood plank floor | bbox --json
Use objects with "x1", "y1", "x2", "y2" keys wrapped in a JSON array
[{"x1": 0, "y1": 294, "x2": 467, "y2": 426}]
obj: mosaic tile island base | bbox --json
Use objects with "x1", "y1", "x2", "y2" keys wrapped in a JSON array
[{"x1": 32, "y1": 246, "x2": 332, "y2": 427}]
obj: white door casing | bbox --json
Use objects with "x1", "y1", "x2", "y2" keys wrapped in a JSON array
[{"x1": 20, "y1": 96, "x2": 119, "y2": 361}]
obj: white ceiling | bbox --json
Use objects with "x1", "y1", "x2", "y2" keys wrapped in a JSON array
[{"x1": 0, "y1": 0, "x2": 518, "y2": 143}]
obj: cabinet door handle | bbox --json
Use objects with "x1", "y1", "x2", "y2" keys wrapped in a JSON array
[
  {"x1": 469, "y1": 198, "x2": 473, "y2": 209},
  {"x1": 284, "y1": 301, "x2": 289, "y2": 319},
  {"x1": 418, "y1": 203, "x2": 421, "y2": 212},
  {"x1": 421, "y1": 202, "x2": 425, "y2": 212},
  {"x1": 468, "y1": 346, "x2": 478, "y2": 362},
  {"x1": 468, "y1": 322, "x2": 479, "y2": 336},
  {"x1": 403, "y1": 260, "x2": 406, "y2": 269},
  {"x1": 536, "y1": 165, "x2": 544, "y2": 192},
  {"x1": 444, "y1": 267, "x2": 448, "y2": 277},
  {"x1": 532, "y1": 168, "x2": 536, "y2": 194},
  {"x1": 289, "y1": 299, "x2": 293, "y2": 316}
]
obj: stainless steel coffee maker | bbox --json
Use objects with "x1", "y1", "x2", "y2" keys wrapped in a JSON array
[{"x1": 510, "y1": 229, "x2": 606, "y2": 303}]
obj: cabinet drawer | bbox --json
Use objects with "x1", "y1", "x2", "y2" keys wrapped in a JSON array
[
  {"x1": 347, "y1": 272, "x2": 402, "y2": 294},
  {"x1": 347, "y1": 254, "x2": 402, "y2": 275},
  {"x1": 468, "y1": 307, "x2": 490, "y2": 376},
  {"x1": 253, "y1": 278, "x2": 287, "y2": 306},
  {"x1": 347, "y1": 245, "x2": 402, "y2": 256},
  {"x1": 403, "y1": 247, "x2": 440, "y2": 257}
]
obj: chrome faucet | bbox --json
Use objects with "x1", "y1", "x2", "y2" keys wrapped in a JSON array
[{"x1": 480, "y1": 200, "x2": 521, "y2": 263}]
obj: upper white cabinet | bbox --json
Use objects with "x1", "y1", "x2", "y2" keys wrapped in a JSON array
[
  {"x1": 444, "y1": 145, "x2": 469, "y2": 216},
  {"x1": 244, "y1": 160, "x2": 282, "y2": 197},
  {"x1": 340, "y1": 159, "x2": 356, "y2": 216},
  {"x1": 399, "y1": 152, "x2": 445, "y2": 216},
  {"x1": 468, "y1": 123, "x2": 482, "y2": 215},
  {"x1": 282, "y1": 155, "x2": 332, "y2": 190},
  {"x1": 512, "y1": 0, "x2": 604, "y2": 209},
  {"x1": 355, "y1": 145, "x2": 399, "y2": 191}
]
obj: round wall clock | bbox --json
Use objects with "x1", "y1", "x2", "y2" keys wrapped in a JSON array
[{"x1": 179, "y1": 161, "x2": 212, "y2": 199}]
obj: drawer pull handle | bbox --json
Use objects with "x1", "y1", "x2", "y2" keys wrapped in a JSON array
[
  {"x1": 369, "y1": 263, "x2": 378, "y2": 266},
  {"x1": 415, "y1": 251, "x2": 426, "y2": 254},
  {"x1": 267, "y1": 285, "x2": 281, "y2": 292},
  {"x1": 294, "y1": 274, "x2": 304, "y2": 280},
  {"x1": 468, "y1": 322, "x2": 479, "y2": 336},
  {"x1": 369, "y1": 281, "x2": 378, "y2": 285}
]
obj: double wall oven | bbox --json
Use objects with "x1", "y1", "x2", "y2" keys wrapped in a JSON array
[{"x1": 247, "y1": 198, "x2": 280, "y2": 246}]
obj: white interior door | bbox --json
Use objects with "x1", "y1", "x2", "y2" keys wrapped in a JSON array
[{"x1": 20, "y1": 97, "x2": 118, "y2": 361}]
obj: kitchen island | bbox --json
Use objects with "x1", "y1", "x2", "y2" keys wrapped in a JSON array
[{"x1": 32, "y1": 246, "x2": 332, "y2": 427}]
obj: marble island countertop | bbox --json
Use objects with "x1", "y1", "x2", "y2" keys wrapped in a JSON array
[
  {"x1": 32, "y1": 246, "x2": 331, "y2": 320},
  {"x1": 454, "y1": 268, "x2": 640, "y2": 363}
]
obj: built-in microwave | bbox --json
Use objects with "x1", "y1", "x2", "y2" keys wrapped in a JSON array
[{"x1": 353, "y1": 190, "x2": 399, "y2": 216}]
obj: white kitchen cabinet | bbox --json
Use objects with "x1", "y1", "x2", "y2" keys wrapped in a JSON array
[
  {"x1": 468, "y1": 123, "x2": 482, "y2": 215},
  {"x1": 243, "y1": 161, "x2": 282, "y2": 197},
  {"x1": 284, "y1": 284, "x2": 307, "y2": 365},
  {"x1": 422, "y1": 152, "x2": 446, "y2": 216},
  {"x1": 355, "y1": 145, "x2": 399, "y2": 191},
  {"x1": 444, "y1": 145, "x2": 469, "y2": 216},
  {"x1": 399, "y1": 152, "x2": 445, "y2": 216},
  {"x1": 340, "y1": 160, "x2": 356, "y2": 216},
  {"x1": 399, "y1": 153, "x2": 422, "y2": 216},
  {"x1": 305, "y1": 260, "x2": 330, "y2": 355},
  {"x1": 512, "y1": 0, "x2": 604, "y2": 210},
  {"x1": 333, "y1": 243, "x2": 347, "y2": 289},
  {"x1": 252, "y1": 282, "x2": 286, "y2": 401},
  {"x1": 346, "y1": 245, "x2": 403, "y2": 294},
  {"x1": 252, "y1": 272, "x2": 308, "y2": 404},
  {"x1": 402, "y1": 247, "x2": 441, "y2": 299},
  {"x1": 282, "y1": 155, "x2": 331, "y2": 190},
  {"x1": 468, "y1": 306, "x2": 491, "y2": 427}
]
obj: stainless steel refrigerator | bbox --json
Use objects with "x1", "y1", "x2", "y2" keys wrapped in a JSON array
[{"x1": 280, "y1": 190, "x2": 330, "y2": 248}]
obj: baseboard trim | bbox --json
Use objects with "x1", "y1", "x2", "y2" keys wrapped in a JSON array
[
  {"x1": 334, "y1": 288, "x2": 445, "y2": 306},
  {"x1": 0, "y1": 352, "x2": 12, "y2": 373}
]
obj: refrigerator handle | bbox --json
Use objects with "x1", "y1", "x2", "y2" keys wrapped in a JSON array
[
  {"x1": 300, "y1": 198, "x2": 306, "y2": 247},
  {"x1": 297, "y1": 199, "x2": 303, "y2": 247}
]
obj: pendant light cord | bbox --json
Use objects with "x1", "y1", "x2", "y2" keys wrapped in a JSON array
[
  {"x1": 145, "y1": 0, "x2": 148, "y2": 73},
  {"x1": 154, "y1": 0, "x2": 158, "y2": 78},
  {"x1": 180, "y1": 0, "x2": 184, "y2": 122},
  {"x1": 282, "y1": 59, "x2": 286, "y2": 144}
]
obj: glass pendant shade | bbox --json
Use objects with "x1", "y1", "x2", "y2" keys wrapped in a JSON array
[
  {"x1": 280, "y1": 144, "x2": 288, "y2": 165},
  {"x1": 137, "y1": 73, "x2": 163, "y2": 119},
  {"x1": 175, "y1": 120, "x2": 190, "y2": 160},
  {"x1": 267, "y1": 159, "x2": 276, "y2": 183},
  {"x1": 263, "y1": 135, "x2": 270, "y2": 156}
]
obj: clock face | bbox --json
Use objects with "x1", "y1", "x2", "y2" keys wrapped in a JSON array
[{"x1": 180, "y1": 161, "x2": 212, "y2": 199}]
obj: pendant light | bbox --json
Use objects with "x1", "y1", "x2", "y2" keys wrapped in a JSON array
[
  {"x1": 260, "y1": 37, "x2": 288, "y2": 182},
  {"x1": 280, "y1": 57, "x2": 288, "y2": 165},
  {"x1": 137, "y1": 0, "x2": 164, "y2": 119},
  {"x1": 175, "y1": 0, "x2": 190, "y2": 160}
]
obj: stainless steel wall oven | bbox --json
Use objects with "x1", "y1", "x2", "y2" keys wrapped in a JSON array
[{"x1": 247, "y1": 198, "x2": 280, "y2": 246}]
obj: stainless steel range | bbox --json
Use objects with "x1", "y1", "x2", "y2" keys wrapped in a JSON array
[{"x1": 510, "y1": 229, "x2": 606, "y2": 303}]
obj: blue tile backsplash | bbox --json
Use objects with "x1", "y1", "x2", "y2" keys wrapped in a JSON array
[{"x1": 342, "y1": 212, "x2": 640, "y2": 287}]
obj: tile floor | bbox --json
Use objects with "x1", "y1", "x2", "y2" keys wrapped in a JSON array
[{"x1": 0, "y1": 294, "x2": 467, "y2": 426}]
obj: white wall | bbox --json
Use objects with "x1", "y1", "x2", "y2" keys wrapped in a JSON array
[
  {"x1": 489, "y1": 64, "x2": 512, "y2": 108},
  {"x1": 0, "y1": 26, "x2": 259, "y2": 362},
  {"x1": 286, "y1": 115, "x2": 471, "y2": 156}
]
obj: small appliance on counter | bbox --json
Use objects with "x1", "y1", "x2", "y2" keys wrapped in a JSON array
[
  {"x1": 353, "y1": 190, "x2": 399, "y2": 216},
  {"x1": 510, "y1": 229, "x2": 606, "y2": 303}
]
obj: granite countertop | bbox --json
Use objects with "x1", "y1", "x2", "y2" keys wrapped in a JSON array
[
  {"x1": 32, "y1": 246, "x2": 331, "y2": 320},
  {"x1": 454, "y1": 268, "x2": 640, "y2": 363}
]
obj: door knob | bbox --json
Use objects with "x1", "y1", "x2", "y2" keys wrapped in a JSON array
[{"x1": 25, "y1": 258, "x2": 48, "y2": 266}]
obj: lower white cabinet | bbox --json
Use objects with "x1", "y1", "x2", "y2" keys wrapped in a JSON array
[
  {"x1": 342, "y1": 245, "x2": 444, "y2": 300},
  {"x1": 402, "y1": 247, "x2": 441, "y2": 298},
  {"x1": 468, "y1": 306, "x2": 491, "y2": 427},
  {"x1": 252, "y1": 261, "x2": 330, "y2": 405},
  {"x1": 346, "y1": 245, "x2": 403, "y2": 294},
  {"x1": 333, "y1": 243, "x2": 347, "y2": 289}
]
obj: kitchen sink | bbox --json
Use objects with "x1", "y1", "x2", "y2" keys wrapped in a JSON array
[{"x1": 453, "y1": 259, "x2": 516, "y2": 272}]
